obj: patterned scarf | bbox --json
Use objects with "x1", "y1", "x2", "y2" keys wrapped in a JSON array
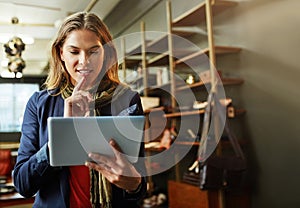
[{"x1": 61, "y1": 77, "x2": 129, "y2": 208}]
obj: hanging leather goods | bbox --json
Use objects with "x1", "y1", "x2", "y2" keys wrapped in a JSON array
[{"x1": 197, "y1": 91, "x2": 247, "y2": 190}]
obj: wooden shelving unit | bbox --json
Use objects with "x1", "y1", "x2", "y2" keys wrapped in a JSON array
[
  {"x1": 120, "y1": 0, "x2": 244, "y2": 140},
  {"x1": 120, "y1": 1, "x2": 247, "y2": 207}
]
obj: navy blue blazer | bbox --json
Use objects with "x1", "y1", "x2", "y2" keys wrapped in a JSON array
[{"x1": 13, "y1": 88, "x2": 146, "y2": 208}]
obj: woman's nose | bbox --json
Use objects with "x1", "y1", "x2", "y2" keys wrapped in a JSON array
[{"x1": 79, "y1": 52, "x2": 89, "y2": 65}]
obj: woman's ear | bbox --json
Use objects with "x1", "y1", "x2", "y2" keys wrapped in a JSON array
[{"x1": 60, "y1": 48, "x2": 64, "y2": 61}]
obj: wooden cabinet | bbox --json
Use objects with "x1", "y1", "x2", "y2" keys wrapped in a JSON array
[
  {"x1": 168, "y1": 180, "x2": 251, "y2": 208},
  {"x1": 168, "y1": 180, "x2": 220, "y2": 208}
]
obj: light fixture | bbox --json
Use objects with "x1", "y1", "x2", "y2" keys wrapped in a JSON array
[
  {"x1": 0, "y1": 33, "x2": 34, "y2": 45},
  {"x1": 1, "y1": 58, "x2": 9, "y2": 67},
  {"x1": 0, "y1": 70, "x2": 23, "y2": 78},
  {"x1": 1, "y1": 36, "x2": 26, "y2": 78}
]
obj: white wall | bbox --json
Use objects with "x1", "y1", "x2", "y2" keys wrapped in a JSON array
[{"x1": 222, "y1": 0, "x2": 300, "y2": 207}]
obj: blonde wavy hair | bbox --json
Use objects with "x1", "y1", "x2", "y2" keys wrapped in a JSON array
[{"x1": 44, "y1": 12, "x2": 119, "y2": 93}]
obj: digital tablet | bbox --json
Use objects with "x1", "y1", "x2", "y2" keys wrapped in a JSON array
[{"x1": 48, "y1": 116, "x2": 145, "y2": 166}]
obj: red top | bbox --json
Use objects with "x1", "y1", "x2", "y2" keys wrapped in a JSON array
[{"x1": 69, "y1": 165, "x2": 92, "y2": 208}]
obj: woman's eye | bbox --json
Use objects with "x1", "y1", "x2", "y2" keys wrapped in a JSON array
[
  {"x1": 89, "y1": 50, "x2": 98, "y2": 54},
  {"x1": 70, "y1": 51, "x2": 79, "y2": 54}
]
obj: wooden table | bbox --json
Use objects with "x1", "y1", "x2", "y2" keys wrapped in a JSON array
[{"x1": 0, "y1": 191, "x2": 34, "y2": 207}]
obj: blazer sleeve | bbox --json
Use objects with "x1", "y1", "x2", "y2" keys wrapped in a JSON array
[{"x1": 13, "y1": 92, "x2": 55, "y2": 198}]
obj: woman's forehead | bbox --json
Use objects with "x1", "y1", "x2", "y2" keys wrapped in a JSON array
[{"x1": 63, "y1": 29, "x2": 103, "y2": 48}]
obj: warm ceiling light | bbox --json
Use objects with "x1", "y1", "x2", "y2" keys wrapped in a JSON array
[
  {"x1": 0, "y1": 70, "x2": 23, "y2": 78},
  {"x1": 1, "y1": 59, "x2": 9, "y2": 67}
]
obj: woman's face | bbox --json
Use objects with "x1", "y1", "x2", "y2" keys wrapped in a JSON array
[{"x1": 60, "y1": 29, "x2": 104, "y2": 89}]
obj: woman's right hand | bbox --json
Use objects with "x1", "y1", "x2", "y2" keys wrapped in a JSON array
[{"x1": 64, "y1": 76, "x2": 94, "y2": 117}]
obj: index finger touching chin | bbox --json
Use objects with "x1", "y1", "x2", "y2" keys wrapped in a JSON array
[{"x1": 73, "y1": 76, "x2": 86, "y2": 92}]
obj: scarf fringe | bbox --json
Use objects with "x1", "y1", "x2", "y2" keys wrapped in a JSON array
[{"x1": 61, "y1": 78, "x2": 129, "y2": 208}]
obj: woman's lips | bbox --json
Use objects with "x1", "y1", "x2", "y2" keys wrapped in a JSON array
[{"x1": 76, "y1": 69, "x2": 92, "y2": 75}]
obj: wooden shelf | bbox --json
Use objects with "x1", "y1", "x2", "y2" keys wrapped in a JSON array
[
  {"x1": 145, "y1": 147, "x2": 165, "y2": 152},
  {"x1": 148, "y1": 52, "x2": 169, "y2": 66},
  {"x1": 147, "y1": 49, "x2": 195, "y2": 66},
  {"x1": 146, "y1": 33, "x2": 199, "y2": 55},
  {"x1": 176, "y1": 77, "x2": 244, "y2": 91},
  {"x1": 165, "y1": 108, "x2": 246, "y2": 118},
  {"x1": 133, "y1": 74, "x2": 157, "y2": 84},
  {"x1": 144, "y1": 106, "x2": 165, "y2": 114},
  {"x1": 145, "y1": 82, "x2": 172, "y2": 96},
  {"x1": 174, "y1": 138, "x2": 247, "y2": 147},
  {"x1": 172, "y1": 28, "x2": 198, "y2": 37},
  {"x1": 126, "y1": 40, "x2": 151, "y2": 55},
  {"x1": 146, "y1": 35, "x2": 168, "y2": 53},
  {"x1": 0, "y1": 142, "x2": 20, "y2": 149},
  {"x1": 145, "y1": 80, "x2": 189, "y2": 96},
  {"x1": 175, "y1": 46, "x2": 242, "y2": 66},
  {"x1": 165, "y1": 109, "x2": 205, "y2": 118},
  {"x1": 174, "y1": 141, "x2": 200, "y2": 146},
  {"x1": 146, "y1": 139, "x2": 239, "y2": 151},
  {"x1": 123, "y1": 45, "x2": 241, "y2": 68},
  {"x1": 172, "y1": 0, "x2": 238, "y2": 27},
  {"x1": 120, "y1": 55, "x2": 143, "y2": 68}
]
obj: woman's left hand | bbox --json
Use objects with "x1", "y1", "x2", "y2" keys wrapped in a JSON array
[{"x1": 85, "y1": 139, "x2": 142, "y2": 192}]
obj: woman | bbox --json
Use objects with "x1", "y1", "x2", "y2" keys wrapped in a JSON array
[{"x1": 13, "y1": 12, "x2": 146, "y2": 208}]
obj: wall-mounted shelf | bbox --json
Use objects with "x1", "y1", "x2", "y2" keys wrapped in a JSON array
[
  {"x1": 122, "y1": 55, "x2": 143, "y2": 68},
  {"x1": 165, "y1": 108, "x2": 246, "y2": 118},
  {"x1": 175, "y1": 46, "x2": 242, "y2": 66},
  {"x1": 147, "y1": 49, "x2": 195, "y2": 66},
  {"x1": 172, "y1": 0, "x2": 238, "y2": 27},
  {"x1": 176, "y1": 77, "x2": 244, "y2": 91}
]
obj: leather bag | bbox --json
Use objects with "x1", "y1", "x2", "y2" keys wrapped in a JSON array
[{"x1": 197, "y1": 91, "x2": 247, "y2": 190}]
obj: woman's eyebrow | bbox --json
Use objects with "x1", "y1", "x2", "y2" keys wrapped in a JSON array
[
  {"x1": 89, "y1": 45, "x2": 101, "y2": 50},
  {"x1": 66, "y1": 45, "x2": 101, "y2": 50}
]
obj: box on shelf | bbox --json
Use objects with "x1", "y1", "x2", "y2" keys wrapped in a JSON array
[{"x1": 140, "y1": 97, "x2": 160, "y2": 111}]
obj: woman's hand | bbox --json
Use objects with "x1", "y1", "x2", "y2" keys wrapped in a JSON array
[
  {"x1": 64, "y1": 77, "x2": 93, "y2": 117},
  {"x1": 85, "y1": 139, "x2": 142, "y2": 192}
]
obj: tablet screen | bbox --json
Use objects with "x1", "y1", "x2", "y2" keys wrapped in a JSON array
[{"x1": 48, "y1": 116, "x2": 145, "y2": 166}]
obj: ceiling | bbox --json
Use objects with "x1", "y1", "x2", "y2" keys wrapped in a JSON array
[
  {"x1": 0, "y1": 0, "x2": 120, "y2": 76},
  {"x1": 0, "y1": 0, "x2": 120, "y2": 39}
]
